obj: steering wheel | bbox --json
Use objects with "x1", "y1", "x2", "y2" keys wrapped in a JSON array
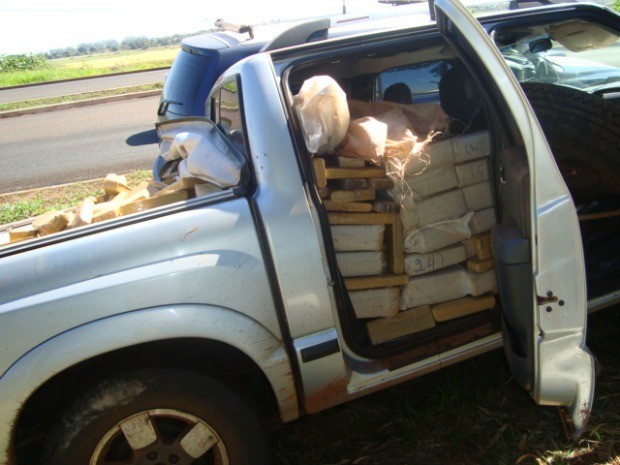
[{"x1": 534, "y1": 57, "x2": 560, "y2": 84}]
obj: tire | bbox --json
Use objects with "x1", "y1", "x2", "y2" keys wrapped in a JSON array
[
  {"x1": 42, "y1": 370, "x2": 271, "y2": 465},
  {"x1": 521, "y1": 83, "x2": 620, "y2": 201}
]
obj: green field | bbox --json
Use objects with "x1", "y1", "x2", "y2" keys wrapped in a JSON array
[{"x1": 0, "y1": 46, "x2": 178, "y2": 87}]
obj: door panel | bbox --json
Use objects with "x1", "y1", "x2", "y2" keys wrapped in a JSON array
[
  {"x1": 494, "y1": 147, "x2": 534, "y2": 389},
  {"x1": 434, "y1": 0, "x2": 594, "y2": 436}
]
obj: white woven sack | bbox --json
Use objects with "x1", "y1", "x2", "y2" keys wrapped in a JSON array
[
  {"x1": 403, "y1": 212, "x2": 473, "y2": 254},
  {"x1": 455, "y1": 159, "x2": 490, "y2": 187},
  {"x1": 400, "y1": 189, "x2": 467, "y2": 230},
  {"x1": 405, "y1": 244, "x2": 467, "y2": 277},
  {"x1": 401, "y1": 266, "x2": 469, "y2": 309},
  {"x1": 400, "y1": 264, "x2": 497, "y2": 309},
  {"x1": 294, "y1": 75, "x2": 350, "y2": 155},
  {"x1": 394, "y1": 166, "x2": 458, "y2": 200},
  {"x1": 462, "y1": 181, "x2": 494, "y2": 211},
  {"x1": 470, "y1": 208, "x2": 497, "y2": 235}
]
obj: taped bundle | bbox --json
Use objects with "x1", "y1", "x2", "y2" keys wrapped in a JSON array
[{"x1": 293, "y1": 75, "x2": 350, "y2": 154}]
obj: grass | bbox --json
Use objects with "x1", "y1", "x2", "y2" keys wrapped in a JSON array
[
  {"x1": 0, "y1": 199, "x2": 45, "y2": 225},
  {"x1": 0, "y1": 170, "x2": 151, "y2": 224},
  {"x1": 54, "y1": 46, "x2": 177, "y2": 70},
  {"x1": 0, "y1": 82, "x2": 162, "y2": 112},
  {"x1": 0, "y1": 46, "x2": 177, "y2": 87},
  {"x1": 273, "y1": 308, "x2": 620, "y2": 465}
]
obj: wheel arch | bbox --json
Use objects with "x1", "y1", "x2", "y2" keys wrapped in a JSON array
[{"x1": 0, "y1": 305, "x2": 299, "y2": 465}]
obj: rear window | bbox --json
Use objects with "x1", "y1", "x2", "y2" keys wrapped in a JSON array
[
  {"x1": 161, "y1": 49, "x2": 212, "y2": 117},
  {"x1": 375, "y1": 60, "x2": 454, "y2": 104}
]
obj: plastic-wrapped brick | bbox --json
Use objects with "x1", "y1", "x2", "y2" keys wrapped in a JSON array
[
  {"x1": 350, "y1": 288, "x2": 400, "y2": 318},
  {"x1": 336, "y1": 251, "x2": 386, "y2": 277},
  {"x1": 331, "y1": 225, "x2": 385, "y2": 252}
]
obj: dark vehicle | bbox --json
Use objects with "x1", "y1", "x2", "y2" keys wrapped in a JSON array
[
  {"x1": 156, "y1": 5, "x2": 434, "y2": 122},
  {"x1": 156, "y1": 31, "x2": 264, "y2": 121}
]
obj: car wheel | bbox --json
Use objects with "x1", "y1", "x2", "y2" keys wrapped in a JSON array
[
  {"x1": 521, "y1": 82, "x2": 620, "y2": 201},
  {"x1": 42, "y1": 369, "x2": 271, "y2": 465}
]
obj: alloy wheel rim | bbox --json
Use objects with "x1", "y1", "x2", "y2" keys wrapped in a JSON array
[{"x1": 90, "y1": 408, "x2": 229, "y2": 465}]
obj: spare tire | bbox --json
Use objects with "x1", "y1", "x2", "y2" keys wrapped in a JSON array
[{"x1": 521, "y1": 82, "x2": 620, "y2": 201}]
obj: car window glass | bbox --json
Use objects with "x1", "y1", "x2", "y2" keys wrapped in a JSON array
[
  {"x1": 375, "y1": 60, "x2": 453, "y2": 104},
  {"x1": 161, "y1": 50, "x2": 211, "y2": 117},
  {"x1": 494, "y1": 19, "x2": 620, "y2": 93},
  {"x1": 212, "y1": 90, "x2": 221, "y2": 126},
  {"x1": 212, "y1": 79, "x2": 248, "y2": 156}
]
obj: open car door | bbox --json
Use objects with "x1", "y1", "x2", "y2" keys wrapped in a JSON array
[{"x1": 433, "y1": 0, "x2": 595, "y2": 436}]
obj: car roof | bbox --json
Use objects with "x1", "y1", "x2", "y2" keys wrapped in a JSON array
[
  {"x1": 181, "y1": 32, "x2": 267, "y2": 54},
  {"x1": 180, "y1": 3, "x2": 434, "y2": 55}
]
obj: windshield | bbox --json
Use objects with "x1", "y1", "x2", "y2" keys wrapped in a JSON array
[{"x1": 493, "y1": 18, "x2": 620, "y2": 93}]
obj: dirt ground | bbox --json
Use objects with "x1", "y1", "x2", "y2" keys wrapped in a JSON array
[{"x1": 273, "y1": 306, "x2": 620, "y2": 465}]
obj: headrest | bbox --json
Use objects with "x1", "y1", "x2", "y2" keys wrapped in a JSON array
[
  {"x1": 439, "y1": 64, "x2": 482, "y2": 123},
  {"x1": 383, "y1": 82, "x2": 413, "y2": 105}
]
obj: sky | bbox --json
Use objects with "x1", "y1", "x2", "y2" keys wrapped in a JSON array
[{"x1": 0, "y1": 0, "x2": 404, "y2": 55}]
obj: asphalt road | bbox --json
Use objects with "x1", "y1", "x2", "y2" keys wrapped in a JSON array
[
  {"x1": 0, "y1": 96, "x2": 160, "y2": 194},
  {"x1": 0, "y1": 68, "x2": 169, "y2": 105}
]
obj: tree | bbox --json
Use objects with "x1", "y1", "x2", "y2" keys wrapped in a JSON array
[{"x1": 121, "y1": 36, "x2": 151, "y2": 50}]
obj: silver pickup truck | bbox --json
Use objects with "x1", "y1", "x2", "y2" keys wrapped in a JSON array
[{"x1": 1, "y1": 0, "x2": 619, "y2": 464}]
